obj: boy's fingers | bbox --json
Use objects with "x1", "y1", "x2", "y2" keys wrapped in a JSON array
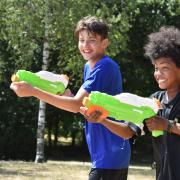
[
  {"x1": 10, "y1": 82, "x2": 19, "y2": 91},
  {"x1": 79, "y1": 107, "x2": 88, "y2": 115},
  {"x1": 79, "y1": 108, "x2": 104, "y2": 123},
  {"x1": 89, "y1": 110, "x2": 104, "y2": 122},
  {"x1": 10, "y1": 81, "x2": 27, "y2": 88},
  {"x1": 89, "y1": 110, "x2": 101, "y2": 119}
]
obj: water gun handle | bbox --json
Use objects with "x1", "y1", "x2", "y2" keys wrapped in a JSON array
[{"x1": 152, "y1": 130, "x2": 163, "y2": 137}]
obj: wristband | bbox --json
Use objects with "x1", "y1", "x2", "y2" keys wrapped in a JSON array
[{"x1": 167, "y1": 120, "x2": 176, "y2": 133}]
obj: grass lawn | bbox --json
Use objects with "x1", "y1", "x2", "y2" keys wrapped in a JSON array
[{"x1": 0, "y1": 160, "x2": 155, "y2": 180}]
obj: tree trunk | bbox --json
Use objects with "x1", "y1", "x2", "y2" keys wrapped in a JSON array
[
  {"x1": 53, "y1": 120, "x2": 59, "y2": 148},
  {"x1": 35, "y1": 3, "x2": 49, "y2": 162},
  {"x1": 35, "y1": 100, "x2": 46, "y2": 163},
  {"x1": 48, "y1": 125, "x2": 52, "y2": 148},
  {"x1": 71, "y1": 131, "x2": 76, "y2": 147}
]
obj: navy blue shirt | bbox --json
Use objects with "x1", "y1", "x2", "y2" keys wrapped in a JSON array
[
  {"x1": 82, "y1": 55, "x2": 131, "y2": 169},
  {"x1": 151, "y1": 91, "x2": 180, "y2": 180}
]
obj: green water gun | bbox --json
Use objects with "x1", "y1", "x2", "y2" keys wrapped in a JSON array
[
  {"x1": 83, "y1": 91, "x2": 163, "y2": 137},
  {"x1": 11, "y1": 70, "x2": 69, "y2": 95}
]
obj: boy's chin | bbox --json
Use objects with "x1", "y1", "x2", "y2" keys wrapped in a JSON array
[
  {"x1": 83, "y1": 57, "x2": 92, "y2": 61},
  {"x1": 158, "y1": 85, "x2": 166, "y2": 90},
  {"x1": 81, "y1": 55, "x2": 89, "y2": 60}
]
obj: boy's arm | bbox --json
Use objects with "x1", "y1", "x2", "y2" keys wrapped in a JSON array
[
  {"x1": 10, "y1": 81, "x2": 89, "y2": 113},
  {"x1": 80, "y1": 107, "x2": 138, "y2": 139},
  {"x1": 146, "y1": 116, "x2": 180, "y2": 136},
  {"x1": 101, "y1": 119, "x2": 137, "y2": 139}
]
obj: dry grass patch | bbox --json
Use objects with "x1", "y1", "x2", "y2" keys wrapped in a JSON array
[{"x1": 0, "y1": 160, "x2": 155, "y2": 180}]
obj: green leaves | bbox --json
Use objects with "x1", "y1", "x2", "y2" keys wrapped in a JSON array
[{"x1": 0, "y1": 0, "x2": 179, "y2": 159}]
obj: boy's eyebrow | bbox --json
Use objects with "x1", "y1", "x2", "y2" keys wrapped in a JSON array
[
  {"x1": 88, "y1": 36, "x2": 97, "y2": 39},
  {"x1": 79, "y1": 35, "x2": 97, "y2": 39},
  {"x1": 87, "y1": 33, "x2": 97, "y2": 38},
  {"x1": 154, "y1": 59, "x2": 173, "y2": 65},
  {"x1": 159, "y1": 61, "x2": 172, "y2": 65}
]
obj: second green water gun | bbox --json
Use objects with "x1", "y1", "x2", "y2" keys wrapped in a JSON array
[
  {"x1": 11, "y1": 70, "x2": 69, "y2": 95},
  {"x1": 83, "y1": 91, "x2": 163, "y2": 137}
]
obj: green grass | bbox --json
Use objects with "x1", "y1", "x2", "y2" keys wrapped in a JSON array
[{"x1": 0, "y1": 160, "x2": 155, "y2": 180}]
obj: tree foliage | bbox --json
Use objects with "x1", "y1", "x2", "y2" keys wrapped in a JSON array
[{"x1": 0, "y1": 0, "x2": 179, "y2": 160}]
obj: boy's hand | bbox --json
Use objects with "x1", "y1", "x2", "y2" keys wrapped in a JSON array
[
  {"x1": 10, "y1": 81, "x2": 34, "y2": 97},
  {"x1": 145, "y1": 115, "x2": 168, "y2": 131},
  {"x1": 80, "y1": 107, "x2": 105, "y2": 123}
]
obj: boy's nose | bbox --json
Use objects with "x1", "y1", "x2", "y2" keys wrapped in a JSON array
[
  {"x1": 83, "y1": 41, "x2": 90, "y2": 46},
  {"x1": 155, "y1": 69, "x2": 164, "y2": 75},
  {"x1": 154, "y1": 70, "x2": 164, "y2": 79}
]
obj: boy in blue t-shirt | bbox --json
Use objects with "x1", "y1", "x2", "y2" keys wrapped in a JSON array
[{"x1": 10, "y1": 16, "x2": 140, "y2": 180}]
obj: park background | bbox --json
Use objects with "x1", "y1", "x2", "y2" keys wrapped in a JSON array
[{"x1": 0, "y1": 0, "x2": 179, "y2": 179}]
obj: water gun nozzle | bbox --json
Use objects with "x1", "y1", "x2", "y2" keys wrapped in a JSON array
[
  {"x1": 82, "y1": 97, "x2": 89, "y2": 106},
  {"x1": 11, "y1": 74, "x2": 19, "y2": 82}
]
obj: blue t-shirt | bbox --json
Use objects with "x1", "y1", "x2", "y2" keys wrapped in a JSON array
[{"x1": 82, "y1": 55, "x2": 131, "y2": 169}]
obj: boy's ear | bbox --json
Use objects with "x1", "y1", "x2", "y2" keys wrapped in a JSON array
[{"x1": 102, "y1": 39, "x2": 109, "y2": 48}]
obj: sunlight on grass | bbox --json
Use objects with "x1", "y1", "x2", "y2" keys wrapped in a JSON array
[
  {"x1": 0, "y1": 161, "x2": 89, "y2": 180},
  {"x1": 128, "y1": 166, "x2": 155, "y2": 180},
  {"x1": 0, "y1": 160, "x2": 155, "y2": 180}
]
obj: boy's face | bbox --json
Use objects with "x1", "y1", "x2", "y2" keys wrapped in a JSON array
[
  {"x1": 78, "y1": 30, "x2": 108, "y2": 62},
  {"x1": 153, "y1": 57, "x2": 180, "y2": 90}
]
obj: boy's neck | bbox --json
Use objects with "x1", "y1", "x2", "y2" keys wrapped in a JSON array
[
  {"x1": 88, "y1": 54, "x2": 106, "y2": 69},
  {"x1": 167, "y1": 86, "x2": 180, "y2": 101}
]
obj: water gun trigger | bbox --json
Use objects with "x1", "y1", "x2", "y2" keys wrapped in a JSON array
[{"x1": 86, "y1": 105, "x2": 109, "y2": 120}]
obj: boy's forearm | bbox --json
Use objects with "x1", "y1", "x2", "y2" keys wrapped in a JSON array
[
  {"x1": 100, "y1": 119, "x2": 135, "y2": 139},
  {"x1": 32, "y1": 87, "x2": 82, "y2": 113}
]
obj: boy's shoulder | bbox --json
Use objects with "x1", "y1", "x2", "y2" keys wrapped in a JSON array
[{"x1": 97, "y1": 55, "x2": 118, "y2": 67}]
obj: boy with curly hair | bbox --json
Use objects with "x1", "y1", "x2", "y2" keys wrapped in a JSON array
[{"x1": 144, "y1": 26, "x2": 180, "y2": 180}]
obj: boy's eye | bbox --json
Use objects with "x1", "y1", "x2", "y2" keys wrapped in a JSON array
[
  {"x1": 89, "y1": 39, "x2": 96, "y2": 42},
  {"x1": 79, "y1": 39, "x2": 84, "y2": 43},
  {"x1": 162, "y1": 67, "x2": 169, "y2": 71}
]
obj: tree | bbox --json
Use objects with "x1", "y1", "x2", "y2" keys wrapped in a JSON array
[
  {"x1": 0, "y1": 0, "x2": 179, "y2": 162},
  {"x1": 35, "y1": 0, "x2": 50, "y2": 163}
]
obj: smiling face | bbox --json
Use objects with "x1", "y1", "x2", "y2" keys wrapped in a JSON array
[
  {"x1": 78, "y1": 30, "x2": 108, "y2": 63},
  {"x1": 154, "y1": 57, "x2": 180, "y2": 91}
]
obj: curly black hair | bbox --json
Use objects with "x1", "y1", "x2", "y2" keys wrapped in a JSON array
[{"x1": 144, "y1": 26, "x2": 180, "y2": 67}]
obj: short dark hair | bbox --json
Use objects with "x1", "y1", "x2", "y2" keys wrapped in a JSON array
[
  {"x1": 144, "y1": 26, "x2": 180, "y2": 67},
  {"x1": 75, "y1": 16, "x2": 108, "y2": 39}
]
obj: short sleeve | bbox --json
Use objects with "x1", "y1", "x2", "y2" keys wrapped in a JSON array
[
  {"x1": 82, "y1": 57, "x2": 122, "y2": 94},
  {"x1": 126, "y1": 122, "x2": 142, "y2": 137}
]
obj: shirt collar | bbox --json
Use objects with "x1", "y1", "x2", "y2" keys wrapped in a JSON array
[{"x1": 162, "y1": 91, "x2": 180, "y2": 106}]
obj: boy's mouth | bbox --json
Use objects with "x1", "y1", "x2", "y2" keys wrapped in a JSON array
[
  {"x1": 157, "y1": 79, "x2": 167, "y2": 85},
  {"x1": 83, "y1": 50, "x2": 91, "y2": 53}
]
